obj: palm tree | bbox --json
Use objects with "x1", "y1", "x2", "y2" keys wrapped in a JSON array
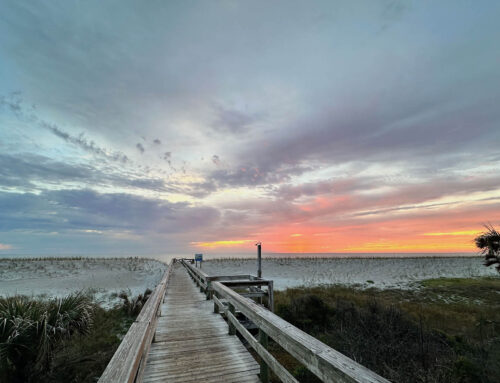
[
  {"x1": 0, "y1": 292, "x2": 93, "y2": 382},
  {"x1": 474, "y1": 224, "x2": 500, "y2": 273}
]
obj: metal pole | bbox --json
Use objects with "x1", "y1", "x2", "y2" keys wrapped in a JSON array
[{"x1": 257, "y1": 242, "x2": 262, "y2": 278}]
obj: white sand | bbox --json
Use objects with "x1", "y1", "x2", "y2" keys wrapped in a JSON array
[
  {"x1": 0, "y1": 257, "x2": 167, "y2": 306},
  {"x1": 202, "y1": 256, "x2": 497, "y2": 290},
  {"x1": 1, "y1": 256, "x2": 495, "y2": 303}
]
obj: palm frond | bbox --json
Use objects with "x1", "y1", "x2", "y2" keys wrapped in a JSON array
[{"x1": 474, "y1": 224, "x2": 500, "y2": 272}]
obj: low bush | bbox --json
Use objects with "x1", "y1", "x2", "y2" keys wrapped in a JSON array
[
  {"x1": 0, "y1": 289, "x2": 152, "y2": 382},
  {"x1": 0, "y1": 293, "x2": 93, "y2": 382},
  {"x1": 273, "y1": 277, "x2": 500, "y2": 383}
]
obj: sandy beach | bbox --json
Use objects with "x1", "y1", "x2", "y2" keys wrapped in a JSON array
[
  {"x1": 202, "y1": 256, "x2": 497, "y2": 290},
  {"x1": 0, "y1": 257, "x2": 167, "y2": 306}
]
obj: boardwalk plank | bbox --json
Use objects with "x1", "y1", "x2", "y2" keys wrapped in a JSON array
[{"x1": 141, "y1": 262, "x2": 260, "y2": 383}]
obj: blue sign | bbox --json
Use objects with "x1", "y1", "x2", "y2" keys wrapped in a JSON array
[{"x1": 195, "y1": 253, "x2": 203, "y2": 262}]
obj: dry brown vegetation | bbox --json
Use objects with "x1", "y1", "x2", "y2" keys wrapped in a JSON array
[{"x1": 270, "y1": 276, "x2": 500, "y2": 382}]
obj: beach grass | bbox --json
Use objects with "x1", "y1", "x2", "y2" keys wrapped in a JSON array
[{"x1": 270, "y1": 276, "x2": 500, "y2": 383}]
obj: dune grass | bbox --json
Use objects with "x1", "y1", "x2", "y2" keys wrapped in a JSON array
[{"x1": 271, "y1": 276, "x2": 500, "y2": 383}]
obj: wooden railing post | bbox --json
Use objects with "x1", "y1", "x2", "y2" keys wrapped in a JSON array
[
  {"x1": 259, "y1": 329, "x2": 270, "y2": 383},
  {"x1": 214, "y1": 292, "x2": 220, "y2": 314},
  {"x1": 206, "y1": 280, "x2": 212, "y2": 300},
  {"x1": 268, "y1": 281, "x2": 274, "y2": 313},
  {"x1": 228, "y1": 303, "x2": 236, "y2": 335}
]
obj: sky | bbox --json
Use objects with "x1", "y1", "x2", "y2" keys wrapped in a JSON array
[{"x1": 1, "y1": 1, "x2": 500, "y2": 256}]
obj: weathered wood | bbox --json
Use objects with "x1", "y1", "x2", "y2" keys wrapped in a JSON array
[
  {"x1": 267, "y1": 280, "x2": 274, "y2": 313},
  {"x1": 212, "y1": 281, "x2": 390, "y2": 383},
  {"x1": 259, "y1": 329, "x2": 270, "y2": 383},
  {"x1": 181, "y1": 259, "x2": 209, "y2": 288},
  {"x1": 240, "y1": 291, "x2": 267, "y2": 298},
  {"x1": 213, "y1": 294, "x2": 223, "y2": 314},
  {"x1": 141, "y1": 263, "x2": 260, "y2": 383},
  {"x1": 103, "y1": 256, "x2": 388, "y2": 383},
  {"x1": 227, "y1": 310, "x2": 299, "y2": 383},
  {"x1": 208, "y1": 274, "x2": 257, "y2": 281},
  {"x1": 219, "y1": 279, "x2": 273, "y2": 287},
  {"x1": 99, "y1": 261, "x2": 173, "y2": 383},
  {"x1": 228, "y1": 302, "x2": 236, "y2": 335}
]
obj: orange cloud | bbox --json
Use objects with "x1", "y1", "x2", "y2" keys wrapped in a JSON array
[
  {"x1": 189, "y1": 201, "x2": 500, "y2": 253},
  {"x1": 423, "y1": 230, "x2": 482, "y2": 236},
  {"x1": 192, "y1": 239, "x2": 252, "y2": 248}
]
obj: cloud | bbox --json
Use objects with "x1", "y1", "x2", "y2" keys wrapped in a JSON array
[
  {"x1": 211, "y1": 104, "x2": 263, "y2": 134},
  {"x1": 1, "y1": 93, "x2": 131, "y2": 164},
  {"x1": 136, "y1": 143, "x2": 145, "y2": 154},
  {"x1": 275, "y1": 178, "x2": 368, "y2": 201},
  {"x1": 207, "y1": 162, "x2": 311, "y2": 189},
  {"x1": 1, "y1": 1, "x2": 500, "y2": 253},
  {"x1": 0, "y1": 243, "x2": 12, "y2": 250},
  {"x1": 44, "y1": 124, "x2": 128, "y2": 163},
  {"x1": 0, "y1": 92, "x2": 23, "y2": 115},
  {"x1": 0, "y1": 153, "x2": 173, "y2": 193},
  {"x1": 0, "y1": 189, "x2": 220, "y2": 234},
  {"x1": 210, "y1": 173, "x2": 500, "y2": 236},
  {"x1": 228, "y1": 95, "x2": 500, "y2": 184}
]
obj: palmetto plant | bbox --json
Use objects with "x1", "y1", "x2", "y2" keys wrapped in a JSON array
[
  {"x1": 118, "y1": 288, "x2": 153, "y2": 316},
  {"x1": 475, "y1": 224, "x2": 500, "y2": 273},
  {"x1": 0, "y1": 293, "x2": 93, "y2": 382}
]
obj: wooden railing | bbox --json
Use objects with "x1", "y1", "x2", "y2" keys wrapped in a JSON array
[
  {"x1": 98, "y1": 260, "x2": 173, "y2": 383},
  {"x1": 181, "y1": 258, "x2": 274, "y2": 311},
  {"x1": 181, "y1": 260, "x2": 390, "y2": 383}
]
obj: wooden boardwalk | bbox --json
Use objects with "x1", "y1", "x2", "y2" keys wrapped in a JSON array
[
  {"x1": 141, "y1": 262, "x2": 260, "y2": 383},
  {"x1": 100, "y1": 259, "x2": 389, "y2": 383}
]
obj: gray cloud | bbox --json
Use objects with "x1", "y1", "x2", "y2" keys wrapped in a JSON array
[
  {"x1": 42, "y1": 122, "x2": 130, "y2": 163},
  {"x1": 211, "y1": 105, "x2": 263, "y2": 134},
  {"x1": 275, "y1": 178, "x2": 370, "y2": 201},
  {"x1": 235, "y1": 95, "x2": 499, "y2": 183},
  {"x1": 1, "y1": 93, "x2": 131, "y2": 164},
  {"x1": 0, "y1": 151, "x2": 223, "y2": 199},
  {"x1": 0, "y1": 153, "x2": 173, "y2": 193},
  {"x1": 0, "y1": 189, "x2": 220, "y2": 234},
  {"x1": 153, "y1": 138, "x2": 161, "y2": 145},
  {"x1": 206, "y1": 162, "x2": 312, "y2": 190},
  {"x1": 136, "y1": 143, "x2": 145, "y2": 154},
  {"x1": 0, "y1": 92, "x2": 23, "y2": 115}
]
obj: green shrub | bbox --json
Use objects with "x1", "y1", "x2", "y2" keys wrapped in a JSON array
[
  {"x1": 0, "y1": 293, "x2": 93, "y2": 382},
  {"x1": 118, "y1": 288, "x2": 152, "y2": 316},
  {"x1": 41, "y1": 305, "x2": 133, "y2": 383},
  {"x1": 273, "y1": 278, "x2": 500, "y2": 383},
  {"x1": 277, "y1": 294, "x2": 333, "y2": 331}
]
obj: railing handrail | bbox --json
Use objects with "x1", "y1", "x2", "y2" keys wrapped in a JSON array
[
  {"x1": 211, "y1": 280, "x2": 390, "y2": 383},
  {"x1": 181, "y1": 258, "x2": 209, "y2": 283},
  {"x1": 181, "y1": 258, "x2": 275, "y2": 311},
  {"x1": 98, "y1": 260, "x2": 174, "y2": 383},
  {"x1": 181, "y1": 259, "x2": 267, "y2": 284}
]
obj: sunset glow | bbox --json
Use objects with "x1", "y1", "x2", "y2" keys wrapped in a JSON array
[
  {"x1": 1, "y1": 2, "x2": 499, "y2": 256},
  {"x1": 192, "y1": 240, "x2": 252, "y2": 249}
]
